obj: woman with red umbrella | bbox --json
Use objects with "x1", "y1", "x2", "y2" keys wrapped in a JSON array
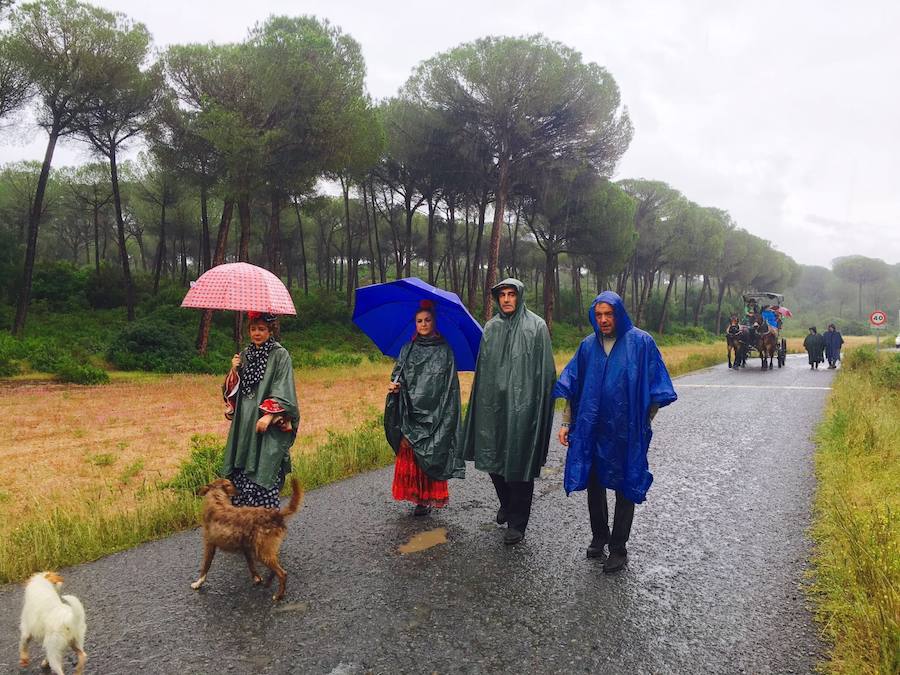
[{"x1": 220, "y1": 312, "x2": 299, "y2": 508}]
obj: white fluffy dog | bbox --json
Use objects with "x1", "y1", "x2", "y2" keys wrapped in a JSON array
[{"x1": 18, "y1": 572, "x2": 87, "y2": 675}]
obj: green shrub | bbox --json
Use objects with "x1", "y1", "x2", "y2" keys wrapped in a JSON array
[
  {"x1": 843, "y1": 345, "x2": 877, "y2": 372},
  {"x1": 0, "y1": 356, "x2": 19, "y2": 377},
  {"x1": 164, "y1": 434, "x2": 224, "y2": 493},
  {"x1": 286, "y1": 289, "x2": 352, "y2": 328},
  {"x1": 877, "y1": 353, "x2": 900, "y2": 390},
  {"x1": 0, "y1": 333, "x2": 22, "y2": 376},
  {"x1": 30, "y1": 262, "x2": 88, "y2": 310},
  {"x1": 21, "y1": 337, "x2": 69, "y2": 373},
  {"x1": 56, "y1": 361, "x2": 109, "y2": 385},
  {"x1": 107, "y1": 319, "x2": 197, "y2": 372},
  {"x1": 85, "y1": 265, "x2": 126, "y2": 309}
]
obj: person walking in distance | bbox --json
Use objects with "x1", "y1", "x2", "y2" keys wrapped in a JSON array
[
  {"x1": 555, "y1": 291, "x2": 677, "y2": 573},
  {"x1": 461, "y1": 279, "x2": 556, "y2": 545},
  {"x1": 823, "y1": 323, "x2": 844, "y2": 369},
  {"x1": 803, "y1": 326, "x2": 826, "y2": 370}
]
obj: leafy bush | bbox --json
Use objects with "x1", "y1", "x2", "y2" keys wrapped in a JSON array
[
  {"x1": 56, "y1": 361, "x2": 109, "y2": 385},
  {"x1": 658, "y1": 324, "x2": 716, "y2": 344},
  {"x1": 30, "y1": 262, "x2": 89, "y2": 310},
  {"x1": 107, "y1": 319, "x2": 198, "y2": 372},
  {"x1": 284, "y1": 289, "x2": 352, "y2": 329},
  {"x1": 0, "y1": 356, "x2": 19, "y2": 377},
  {"x1": 877, "y1": 353, "x2": 900, "y2": 390},
  {"x1": 21, "y1": 337, "x2": 69, "y2": 373},
  {"x1": 0, "y1": 333, "x2": 22, "y2": 376},
  {"x1": 85, "y1": 265, "x2": 126, "y2": 309},
  {"x1": 843, "y1": 345, "x2": 877, "y2": 372}
]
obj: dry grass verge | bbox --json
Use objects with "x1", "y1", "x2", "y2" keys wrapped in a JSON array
[{"x1": 810, "y1": 346, "x2": 899, "y2": 674}]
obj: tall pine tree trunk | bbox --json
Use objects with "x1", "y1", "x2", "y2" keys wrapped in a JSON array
[
  {"x1": 291, "y1": 198, "x2": 309, "y2": 295},
  {"x1": 13, "y1": 127, "x2": 60, "y2": 336},
  {"x1": 200, "y1": 181, "x2": 211, "y2": 272},
  {"x1": 543, "y1": 248, "x2": 557, "y2": 335},
  {"x1": 109, "y1": 147, "x2": 135, "y2": 322},
  {"x1": 714, "y1": 278, "x2": 727, "y2": 333},
  {"x1": 468, "y1": 199, "x2": 487, "y2": 310},
  {"x1": 658, "y1": 271, "x2": 676, "y2": 334},
  {"x1": 152, "y1": 200, "x2": 167, "y2": 294},
  {"x1": 196, "y1": 199, "x2": 234, "y2": 355},
  {"x1": 483, "y1": 155, "x2": 510, "y2": 321}
]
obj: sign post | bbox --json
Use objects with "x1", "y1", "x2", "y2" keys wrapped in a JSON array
[{"x1": 870, "y1": 310, "x2": 887, "y2": 351}]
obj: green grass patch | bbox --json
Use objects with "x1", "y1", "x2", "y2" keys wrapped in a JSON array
[
  {"x1": 117, "y1": 459, "x2": 145, "y2": 485},
  {"x1": 292, "y1": 416, "x2": 394, "y2": 490},
  {"x1": 0, "y1": 416, "x2": 394, "y2": 583},
  {"x1": 0, "y1": 490, "x2": 202, "y2": 584},
  {"x1": 87, "y1": 453, "x2": 116, "y2": 467},
  {"x1": 810, "y1": 346, "x2": 899, "y2": 674},
  {"x1": 666, "y1": 351, "x2": 722, "y2": 378}
]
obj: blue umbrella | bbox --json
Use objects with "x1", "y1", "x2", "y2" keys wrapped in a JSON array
[{"x1": 353, "y1": 277, "x2": 483, "y2": 371}]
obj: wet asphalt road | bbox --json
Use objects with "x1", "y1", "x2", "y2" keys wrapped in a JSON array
[{"x1": 2, "y1": 355, "x2": 831, "y2": 674}]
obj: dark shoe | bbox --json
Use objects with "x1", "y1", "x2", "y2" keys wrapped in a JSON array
[
  {"x1": 603, "y1": 550, "x2": 627, "y2": 573},
  {"x1": 495, "y1": 507, "x2": 508, "y2": 525},
  {"x1": 412, "y1": 504, "x2": 431, "y2": 517},
  {"x1": 586, "y1": 538, "x2": 607, "y2": 559},
  {"x1": 503, "y1": 528, "x2": 524, "y2": 545}
]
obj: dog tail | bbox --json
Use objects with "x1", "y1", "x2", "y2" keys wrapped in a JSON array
[
  {"x1": 279, "y1": 478, "x2": 304, "y2": 518},
  {"x1": 61, "y1": 595, "x2": 87, "y2": 647}
]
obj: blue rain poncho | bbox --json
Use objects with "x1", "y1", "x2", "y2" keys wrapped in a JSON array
[{"x1": 553, "y1": 291, "x2": 677, "y2": 503}]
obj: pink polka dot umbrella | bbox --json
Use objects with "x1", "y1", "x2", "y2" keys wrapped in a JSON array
[{"x1": 181, "y1": 262, "x2": 296, "y2": 315}]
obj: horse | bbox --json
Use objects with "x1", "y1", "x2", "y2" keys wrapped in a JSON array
[
  {"x1": 749, "y1": 313, "x2": 777, "y2": 369},
  {"x1": 725, "y1": 316, "x2": 747, "y2": 368}
]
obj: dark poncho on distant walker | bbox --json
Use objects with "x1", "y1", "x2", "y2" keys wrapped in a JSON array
[
  {"x1": 462, "y1": 278, "x2": 556, "y2": 481},
  {"x1": 385, "y1": 334, "x2": 465, "y2": 482}
]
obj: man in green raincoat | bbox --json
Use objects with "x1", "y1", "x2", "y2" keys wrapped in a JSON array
[{"x1": 462, "y1": 278, "x2": 556, "y2": 544}]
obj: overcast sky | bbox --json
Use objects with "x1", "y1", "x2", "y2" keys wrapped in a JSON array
[{"x1": 2, "y1": 0, "x2": 898, "y2": 269}]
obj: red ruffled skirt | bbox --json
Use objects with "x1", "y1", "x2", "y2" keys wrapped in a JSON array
[{"x1": 392, "y1": 438, "x2": 449, "y2": 508}]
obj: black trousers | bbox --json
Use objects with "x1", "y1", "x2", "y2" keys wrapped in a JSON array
[
  {"x1": 489, "y1": 473, "x2": 534, "y2": 533},
  {"x1": 587, "y1": 468, "x2": 635, "y2": 554}
]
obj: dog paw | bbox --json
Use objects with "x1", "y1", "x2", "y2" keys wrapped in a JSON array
[
  {"x1": 19, "y1": 657, "x2": 29, "y2": 667},
  {"x1": 190, "y1": 580, "x2": 204, "y2": 590},
  {"x1": 252, "y1": 575, "x2": 262, "y2": 585}
]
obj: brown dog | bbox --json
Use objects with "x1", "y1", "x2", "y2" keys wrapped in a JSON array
[{"x1": 191, "y1": 477, "x2": 303, "y2": 602}]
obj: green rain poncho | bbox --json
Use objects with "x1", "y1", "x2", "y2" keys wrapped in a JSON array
[
  {"x1": 384, "y1": 335, "x2": 465, "y2": 480},
  {"x1": 221, "y1": 343, "x2": 299, "y2": 489},
  {"x1": 462, "y1": 279, "x2": 556, "y2": 481}
]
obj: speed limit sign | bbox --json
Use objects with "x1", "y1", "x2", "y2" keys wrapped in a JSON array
[{"x1": 870, "y1": 310, "x2": 887, "y2": 327}]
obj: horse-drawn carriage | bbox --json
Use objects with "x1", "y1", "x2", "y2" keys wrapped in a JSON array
[{"x1": 725, "y1": 291, "x2": 789, "y2": 369}]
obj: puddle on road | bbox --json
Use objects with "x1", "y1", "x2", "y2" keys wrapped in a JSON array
[{"x1": 398, "y1": 527, "x2": 447, "y2": 554}]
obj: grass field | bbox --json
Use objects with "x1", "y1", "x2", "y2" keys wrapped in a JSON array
[
  {"x1": 809, "y1": 346, "x2": 899, "y2": 674},
  {"x1": 0, "y1": 335, "x2": 879, "y2": 582}
]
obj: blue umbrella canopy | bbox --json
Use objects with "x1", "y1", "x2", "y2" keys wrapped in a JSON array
[{"x1": 352, "y1": 277, "x2": 483, "y2": 371}]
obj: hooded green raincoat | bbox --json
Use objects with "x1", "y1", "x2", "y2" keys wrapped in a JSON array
[
  {"x1": 462, "y1": 278, "x2": 556, "y2": 481},
  {"x1": 221, "y1": 343, "x2": 299, "y2": 489},
  {"x1": 384, "y1": 335, "x2": 465, "y2": 480}
]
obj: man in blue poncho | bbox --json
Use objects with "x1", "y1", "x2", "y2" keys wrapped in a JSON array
[{"x1": 554, "y1": 291, "x2": 677, "y2": 573}]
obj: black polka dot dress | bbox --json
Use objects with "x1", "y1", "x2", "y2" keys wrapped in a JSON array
[{"x1": 229, "y1": 467, "x2": 286, "y2": 509}]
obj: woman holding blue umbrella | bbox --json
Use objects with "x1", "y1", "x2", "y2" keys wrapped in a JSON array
[{"x1": 385, "y1": 300, "x2": 465, "y2": 515}]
